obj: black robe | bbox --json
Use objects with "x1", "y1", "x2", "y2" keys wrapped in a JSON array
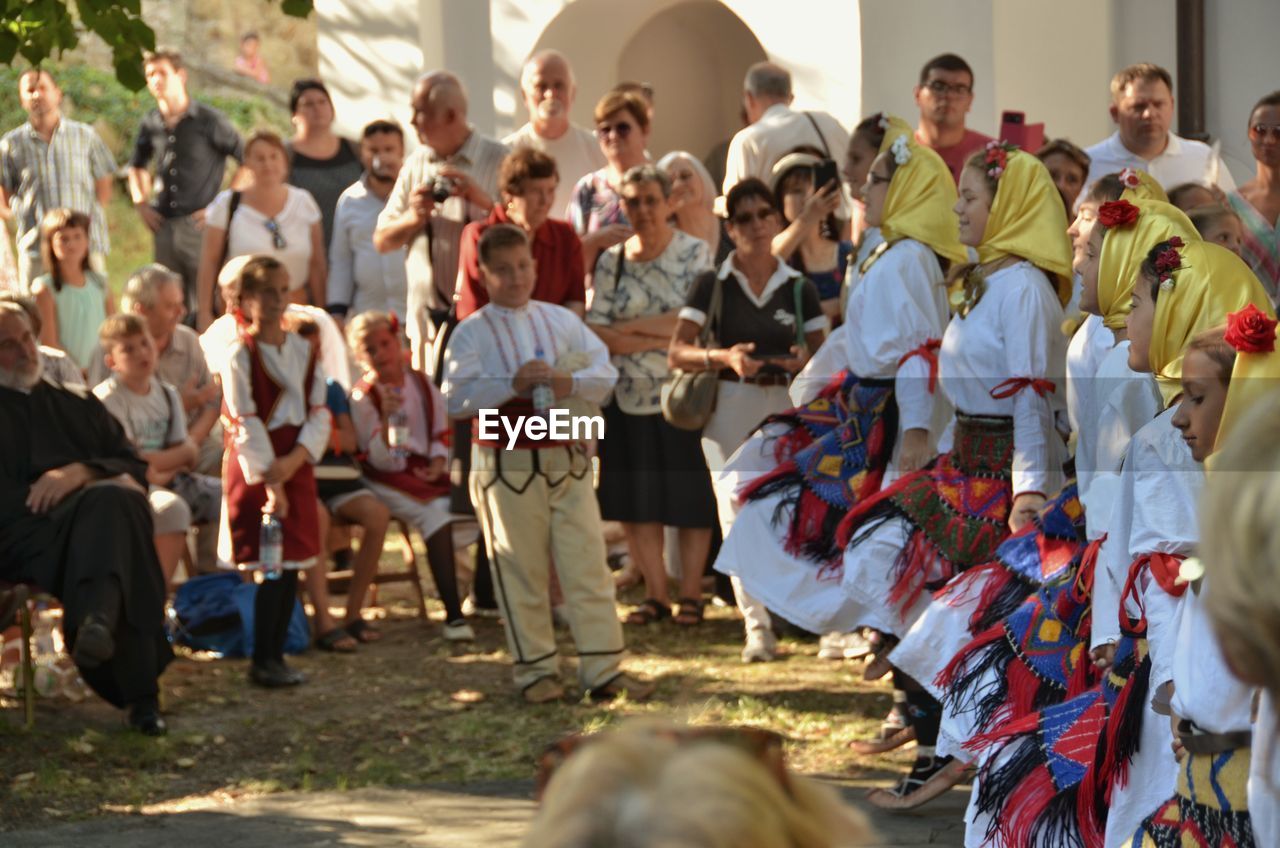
[{"x1": 0, "y1": 378, "x2": 173, "y2": 707}]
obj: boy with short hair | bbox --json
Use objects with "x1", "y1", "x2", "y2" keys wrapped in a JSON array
[
  {"x1": 442, "y1": 224, "x2": 653, "y2": 704},
  {"x1": 93, "y1": 313, "x2": 220, "y2": 588}
]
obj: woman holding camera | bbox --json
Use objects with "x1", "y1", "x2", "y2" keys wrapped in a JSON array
[
  {"x1": 770, "y1": 152, "x2": 854, "y2": 325},
  {"x1": 669, "y1": 178, "x2": 828, "y2": 661}
]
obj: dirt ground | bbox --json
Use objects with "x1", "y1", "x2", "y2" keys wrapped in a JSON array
[{"x1": 2, "y1": 581, "x2": 926, "y2": 834}]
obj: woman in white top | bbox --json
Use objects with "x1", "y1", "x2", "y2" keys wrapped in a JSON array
[
  {"x1": 835, "y1": 143, "x2": 1073, "y2": 807},
  {"x1": 715, "y1": 116, "x2": 964, "y2": 646},
  {"x1": 657, "y1": 151, "x2": 727, "y2": 264},
  {"x1": 195, "y1": 130, "x2": 326, "y2": 330}
]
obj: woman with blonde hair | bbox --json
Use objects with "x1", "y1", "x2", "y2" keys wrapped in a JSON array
[
  {"x1": 657, "y1": 150, "x2": 727, "y2": 262},
  {"x1": 1201, "y1": 391, "x2": 1280, "y2": 848},
  {"x1": 525, "y1": 722, "x2": 871, "y2": 848}
]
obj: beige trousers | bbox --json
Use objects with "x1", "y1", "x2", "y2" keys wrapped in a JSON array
[{"x1": 469, "y1": 442, "x2": 625, "y2": 692}]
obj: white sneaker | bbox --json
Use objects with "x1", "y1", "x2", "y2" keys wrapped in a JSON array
[
  {"x1": 462, "y1": 597, "x2": 501, "y2": 619},
  {"x1": 818, "y1": 631, "x2": 875, "y2": 660},
  {"x1": 741, "y1": 631, "x2": 777, "y2": 663},
  {"x1": 443, "y1": 621, "x2": 476, "y2": 642}
]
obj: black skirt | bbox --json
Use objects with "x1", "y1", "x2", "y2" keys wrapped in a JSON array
[{"x1": 596, "y1": 403, "x2": 717, "y2": 527}]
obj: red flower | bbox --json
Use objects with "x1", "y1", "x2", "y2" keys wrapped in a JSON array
[
  {"x1": 1154, "y1": 244, "x2": 1183, "y2": 278},
  {"x1": 1097, "y1": 200, "x2": 1140, "y2": 228},
  {"x1": 1168, "y1": 236, "x2": 1184, "y2": 248},
  {"x1": 1224, "y1": 303, "x2": 1278, "y2": 354}
]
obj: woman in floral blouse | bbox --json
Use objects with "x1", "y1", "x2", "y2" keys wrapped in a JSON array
[{"x1": 587, "y1": 165, "x2": 716, "y2": 626}]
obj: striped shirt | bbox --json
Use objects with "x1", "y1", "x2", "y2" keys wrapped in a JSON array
[
  {"x1": 1227, "y1": 191, "x2": 1280, "y2": 306},
  {"x1": 0, "y1": 118, "x2": 116, "y2": 258}
]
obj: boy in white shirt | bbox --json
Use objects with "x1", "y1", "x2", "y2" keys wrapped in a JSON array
[
  {"x1": 93, "y1": 313, "x2": 220, "y2": 589},
  {"x1": 442, "y1": 224, "x2": 653, "y2": 704}
]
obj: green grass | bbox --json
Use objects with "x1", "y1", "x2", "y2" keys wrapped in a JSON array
[{"x1": 1, "y1": 584, "x2": 910, "y2": 831}]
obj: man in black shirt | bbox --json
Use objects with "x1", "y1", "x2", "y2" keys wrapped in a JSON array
[
  {"x1": 0, "y1": 303, "x2": 172, "y2": 735},
  {"x1": 127, "y1": 49, "x2": 243, "y2": 324}
]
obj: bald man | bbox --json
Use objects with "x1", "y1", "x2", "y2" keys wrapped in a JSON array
[
  {"x1": 503, "y1": 51, "x2": 604, "y2": 222},
  {"x1": 374, "y1": 71, "x2": 508, "y2": 371},
  {"x1": 722, "y1": 62, "x2": 849, "y2": 198}
]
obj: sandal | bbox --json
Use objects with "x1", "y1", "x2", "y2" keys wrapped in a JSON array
[
  {"x1": 315, "y1": 626, "x2": 358, "y2": 653},
  {"x1": 866, "y1": 755, "x2": 968, "y2": 810},
  {"x1": 345, "y1": 619, "x2": 382, "y2": 643},
  {"x1": 624, "y1": 599, "x2": 671, "y2": 625},
  {"x1": 673, "y1": 597, "x2": 705, "y2": 626}
]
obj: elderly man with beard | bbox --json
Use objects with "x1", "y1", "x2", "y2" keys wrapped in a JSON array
[{"x1": 0, "y1": 302, "x2": 171, "y2": 735}]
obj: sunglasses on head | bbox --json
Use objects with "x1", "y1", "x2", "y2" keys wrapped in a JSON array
[
  {"x1": 1249, "y1": 123, "x2": 1280, "y2": 142},
  {"x1": 264, "y1": 218, "x2": 287, "y2": 250},
  {"x1": 730, "y1": 208, "x2": 777, "y2": 226},
  {"x1": 596, "y1": 122, "x2": 633, "y2": 139}
]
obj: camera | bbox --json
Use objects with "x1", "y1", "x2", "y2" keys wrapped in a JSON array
[{"x1": 431, "y1": 176, "x2": 457, "y2": 203}]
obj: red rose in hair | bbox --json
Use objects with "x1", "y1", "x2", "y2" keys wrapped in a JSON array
[
  {"x1": 1097, "y1": 200, "x2": 1140, "y2": 229},
  {"x1": 1168, "y1": 236, "x2": 1184, "y2": 248},
  {"x1": 1224, "y1": 303, "x2": 1279, "y2": 354}
]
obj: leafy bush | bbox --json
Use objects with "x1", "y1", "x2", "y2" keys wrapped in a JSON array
[{"x1": 0, "y1": 63, "x2": 289, "y2": 160}]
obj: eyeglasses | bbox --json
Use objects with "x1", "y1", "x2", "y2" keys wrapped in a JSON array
[
  {"x1": 595, "y1": 122, "x2": 633, "y2": 139},
  {"x1": 925, "y1": 79, "x2": 972, "y2": 97},
  {"x1": 1249, "y1": 123, "x2": 1280, "y2": 142},
  {"x1": 622, "y1": 194, "x2": 662, "y2": 209},
  {"x1": 264, "y1": 218, "x2": 287, "y2": 250},
  {"x1": 730, "y1": 208, "x2": 777, "y2": 226}
]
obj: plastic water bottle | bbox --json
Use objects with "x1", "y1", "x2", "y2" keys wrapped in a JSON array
[
  {"x1": 531, "y1": 382, "x2": 555, "y2": 414},
  {"x1": 260, "y1": 511, "x2": 283, "y2": 580},
  {"x1": 387, "y1": 387, "x2": 410, "y2": 460},
  {"x1": 31, "y1": 604, "x2": 61, "y2": 697},
  {"x1": 531, "y1": 345, "x2": 555, "y2": 414}
]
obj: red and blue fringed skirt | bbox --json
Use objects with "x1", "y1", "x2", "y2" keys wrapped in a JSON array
[
  {"x1": 711, "y1": 370, "x2": 901, "y2": 635},
  {"x1": 835, "y1": 413, "x2": 1016, "y2": 628}
]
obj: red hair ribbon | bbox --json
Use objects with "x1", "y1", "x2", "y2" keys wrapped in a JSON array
[
  {"x1": 388, "y1": 313, "x2": 400, "y2": 336},
  {"x1": 898, "y1": 338, "x2": 942, "y2": 394},
  {"x1": 989, "y1": 377, "x2": 1056, "y2": 399}
]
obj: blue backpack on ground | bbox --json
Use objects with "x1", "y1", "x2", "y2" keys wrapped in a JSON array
[{"x1": 171, "y1": 572, "x2": 310, "y2": 657}]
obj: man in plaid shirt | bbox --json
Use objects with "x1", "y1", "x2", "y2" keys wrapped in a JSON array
[{"x1": 0, "y1": 69, "x2": 117, "y2": 289}]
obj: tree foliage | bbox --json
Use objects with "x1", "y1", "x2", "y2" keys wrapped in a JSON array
[{"x1": 0, "y1": 0, "x2": 314, "y2": 90}]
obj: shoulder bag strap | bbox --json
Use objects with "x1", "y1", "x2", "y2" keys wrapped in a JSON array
[
  {"x1": 218, "y1": 191, "x2": 243, "y2": 273},
  {"x1": 701, "y1": 274, "x2": 723, "y2": 348},
  {"x1": 803, "y1": 112, "x2": 832, "y2": 159},
  {"x1": 792, "y1": 276, "x2": 806, "y2": 348}
]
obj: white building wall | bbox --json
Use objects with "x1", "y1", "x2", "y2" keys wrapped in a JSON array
[{"x1": 317, "y1": 0, "x2": 1274, "y2": 184}]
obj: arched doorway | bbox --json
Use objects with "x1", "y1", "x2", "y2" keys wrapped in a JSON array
[{"x1": 530, "y1": 0, "x2": 767, "y2": 183}]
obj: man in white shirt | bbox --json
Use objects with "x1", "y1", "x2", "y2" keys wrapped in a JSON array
[
  {"x1": 503, "y1": 50, "x2": 605, "y2": 223},
  {"x1": 329, "y1": 120, "x2": 410, "y2": 322},
  {"x1": 721, "y1": 62, "x2": 849, "y2": 199},
  {"x1": 374, "y1": 71, "x2": 508, "y2": 371},
  {"x1": 1082, "y1": 63, "x2": 1235, "y2": 202}
]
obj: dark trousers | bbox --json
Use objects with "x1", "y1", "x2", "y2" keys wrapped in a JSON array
[{"x1": 154, "y1": 213, "x2": 205, "y2": 325}]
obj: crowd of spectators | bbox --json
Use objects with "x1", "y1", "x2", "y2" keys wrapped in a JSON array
[{"x1": 0, "y1": 45, "x2": 1277, "y2": 752}]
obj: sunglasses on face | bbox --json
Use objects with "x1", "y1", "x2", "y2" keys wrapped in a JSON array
[
  {"x1": 925, "y1": 79, "x2": 972, "y2": 97},
  {"x1": 596, "y1": 122, "x2": 633, "y2": 139},
  {"x1": 264, "y1": 218, "x2": 287, "y2": 250},
  {"x1": 1249, "y1": 123, "x2": 1280, "y2": 142},
  {"x1": 730, "y1": 208, "x2": 777, "y2": 226},
  {"x1": 622, "y1": 194, "x2": 662, "y2": 209}
]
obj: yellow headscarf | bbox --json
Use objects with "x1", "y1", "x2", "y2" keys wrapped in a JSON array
[
  {"x1": 875, "y1": 116, "x2": 968, "y2": 266},
  {"x1": 1148, "y1": 240, "x2": 1274, "y2": 406},
  {"x1": 1116, "y1": 167, "x2": 1168, "y2": 204},
  {"x1": 974, "y1": 145, "x2": 1074, "y2": 305},
  {"x1": 1097, "y1": 199, "x2": 1198, "y2": 331},
  {"x1": 1213, "y1": 306, "x2": 1280, "y2": 458}
]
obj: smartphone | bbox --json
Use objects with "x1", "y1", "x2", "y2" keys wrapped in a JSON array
[{"x1": 813, "y1": 158, "x2": 839, "y2": 191}]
